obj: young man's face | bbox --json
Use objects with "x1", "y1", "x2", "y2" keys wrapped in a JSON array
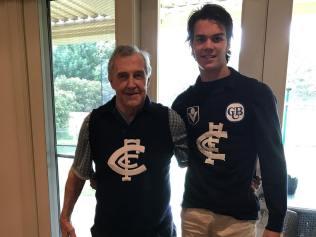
[
  {"x1": 110, "y1": 53, "x2": 148, "y2": 113},
  {"x1": 191, "y1": 19, "x2": 229, "y2": 74}
]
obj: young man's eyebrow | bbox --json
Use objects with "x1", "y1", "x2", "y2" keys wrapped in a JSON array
[{"x1": 195, "y1": 33, "x2": 225, "y2": 37}]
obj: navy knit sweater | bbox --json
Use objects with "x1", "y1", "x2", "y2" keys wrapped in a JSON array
[{"x1": 172, "y1": 68, "x2": 287, "y2": 232}]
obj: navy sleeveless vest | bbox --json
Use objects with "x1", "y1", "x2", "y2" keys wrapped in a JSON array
[{"x1": 89, "y1": 97, "x2": 175, "y2": 236}]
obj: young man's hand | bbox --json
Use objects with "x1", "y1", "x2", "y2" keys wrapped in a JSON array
[{"x1": 262, "y1": 229, "x2": 282, "y2": 237}]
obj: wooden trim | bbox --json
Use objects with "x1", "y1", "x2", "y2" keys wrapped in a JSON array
[
  {"x1": 263, "y1": 0, "x2": 293, "y2": 119},
  {"x1": 115, "y1": 0, "x2": 140, "y2": 46},
  {"x1": 239, "y1": 0, "x2": 269, "y2": 80},
  {"x1": 140, "y1": 0, "x2": 158, "y2": 101}
]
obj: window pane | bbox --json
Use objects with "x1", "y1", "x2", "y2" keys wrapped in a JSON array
[
  {"x1": 50, "y1": 1, "x2": 115, "y2": 236},
  {"x1": 158, "y1": 0, "x2": 243, "y2": 233},
  {"x1": 284, "y1": 0, "x2": 316, "y2": 211}
]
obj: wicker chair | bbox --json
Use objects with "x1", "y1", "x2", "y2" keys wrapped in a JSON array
[
  {"x1": 283, "y1": 209, "x2": 298, "y2": 237},
  {"x1": 283, "y1": 208, "x2": 316, "y2": 237}
]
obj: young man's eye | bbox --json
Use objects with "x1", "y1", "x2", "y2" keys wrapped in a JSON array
[
  {"x1": 212, "y1": 35, "x2": 225, "y2": 43},
  {"x1": 194, "y1": 36, "x2": 206, "y2": 43}
]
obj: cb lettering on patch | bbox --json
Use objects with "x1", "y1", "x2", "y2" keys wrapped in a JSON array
[{"x1": 226, "y1": 103, "x2": 245, "y2": 122}]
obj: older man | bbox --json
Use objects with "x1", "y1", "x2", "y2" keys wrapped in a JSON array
[{"x1": 60, "y1": 45, "x2": 188, "y2": 237}]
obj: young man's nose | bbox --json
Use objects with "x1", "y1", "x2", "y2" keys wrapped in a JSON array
[{"x1": 204, "y1": 38, "x2": 215, "y2": 49}]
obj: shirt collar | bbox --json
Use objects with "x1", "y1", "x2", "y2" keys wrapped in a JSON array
[
  {"x1": 102, "y1": 95, "x2": 152, "y2": 116},
  {"x1": 194, "y1": 67, "x2": 237, "y2": 90}
]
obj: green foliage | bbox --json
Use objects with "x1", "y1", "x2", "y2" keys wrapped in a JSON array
[
  {"x1": 54, "y1": 76, "x2": 102, "y2": 128},
  {"x1": 53, "y1": 42, "x2": 114, "y2": 81},
  {"x1": 52, "y1": 42, "x2": 115, "y2": 130},
  {"x1": 55, "y1": 76, "x2": 102, "y2": 110},
  {"x1": 54, "y1": 88, "x2": 77, "y2": 128}
]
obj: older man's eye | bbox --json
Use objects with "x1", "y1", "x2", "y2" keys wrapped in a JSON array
[
  {"x1": 134, "y1": 72, "x2": 145, "y2": 79},
  {"x1": 117, "y1": 72, "x2": 128, "y2": 80}
]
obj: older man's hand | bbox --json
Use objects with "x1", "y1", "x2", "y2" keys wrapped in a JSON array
[{"x1": 60, "y1": 216, "x2": 76, "y2": 237}]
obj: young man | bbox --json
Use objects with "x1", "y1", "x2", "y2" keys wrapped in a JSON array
[
  {"x1": 60, "y1": 45, "x2": 188, "y2": 237},
  {"x1": 172, "y1": 4, "x2": 287, "y2": 237}
]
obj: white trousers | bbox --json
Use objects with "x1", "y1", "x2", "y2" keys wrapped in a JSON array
[{"x1": 181, "y1": 208, "x2": 256, "y2": 237}]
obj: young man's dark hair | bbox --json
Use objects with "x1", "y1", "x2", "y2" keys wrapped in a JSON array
[{"x1": 187, "y1": 4, "x2": 233, "y2": 62}]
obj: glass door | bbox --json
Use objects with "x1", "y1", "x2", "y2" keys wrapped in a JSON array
[{"x1": 49, "y1": 1, "x2": 115, "y2": 236}]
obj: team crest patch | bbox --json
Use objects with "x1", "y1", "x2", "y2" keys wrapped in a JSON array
[
  {"x1": 226, "y1": 103, "x2": 245, "y2": 122},
  {"x1": 196, "y1": 122, "x2": 228, "y2": 165},
  {"x1": 108, "y1": 139, "x2": 146, "y2": 182},
  {"x1": 187, "y1": 106, "x2": 199, "y2": 125}
]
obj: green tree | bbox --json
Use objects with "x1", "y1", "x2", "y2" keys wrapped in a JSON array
[
  {"x1": 52, "y1": 42, "x2": 114, "y2": 81},
  {"x1": 54, "y1": 76, "x2": 104, "y2": 129},
  {"x1": 52, "y1": 42, "x2": 115, "y2": 131},
  {"x1": 54, "y1": 88, "x2": 77, "y2": 129},
  {"x1": 54, "y1": 76, "x2": 102, "y2": 112}
]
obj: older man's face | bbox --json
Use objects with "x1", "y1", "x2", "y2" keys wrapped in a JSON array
[{"x1": 110, "y1": 53, "x2": 148, "y2": 114}]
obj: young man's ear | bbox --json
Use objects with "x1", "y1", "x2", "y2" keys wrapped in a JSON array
[
  {"x1": 190, "y1": 44, "x2": 196, "y2": 59},
  {"x1": 109, "y1": 78, "x2": 114, "y2": 89},
  {"x1": 227, "y1": 41, "x2": 231, "y2": 52},
  {"x1": 226, "y1": 43, "x2": 231, "y2": 62}
]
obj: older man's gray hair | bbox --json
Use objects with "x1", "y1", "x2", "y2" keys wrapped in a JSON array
[{"x1": 108, "y1": 45, "x2": 152, "y2": 80}]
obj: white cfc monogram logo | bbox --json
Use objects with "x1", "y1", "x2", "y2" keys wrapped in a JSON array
[
  {"x1": 108, "y1": 139, "x2": 146, "y2": 181},
  {"x1": 196, "y1": 122, "x2": 228, "y2": 165}
]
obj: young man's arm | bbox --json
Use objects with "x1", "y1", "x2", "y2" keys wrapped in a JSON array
[
  {"x1": 60, "y1": 170, "x2": 85, "y2": 237},
  {"x1": 254, "y1": 83, "x2": 287, "y2": 235}
]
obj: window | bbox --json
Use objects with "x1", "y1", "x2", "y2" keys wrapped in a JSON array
[
  {"x1": 283, "y1": 0, "x2": 316, "y2": 210},
  {"x1": 49, "y1": 1, "x2": 115, "y2": 236}
]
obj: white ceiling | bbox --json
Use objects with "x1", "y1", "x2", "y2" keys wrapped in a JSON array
[{"x1": 50, "y1": 0, "x2": 115, "y2": 44}]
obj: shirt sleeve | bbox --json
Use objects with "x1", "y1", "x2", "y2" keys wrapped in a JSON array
[
  {"x1": 71, "y1": 114, "x2": 94, "y2": 180},
  {"x1": 254, "y1": 83, "x2": 287, "y2": 232},
  {"x1": 168, "y1": 108, "x2": 189, "y2": 167}
]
